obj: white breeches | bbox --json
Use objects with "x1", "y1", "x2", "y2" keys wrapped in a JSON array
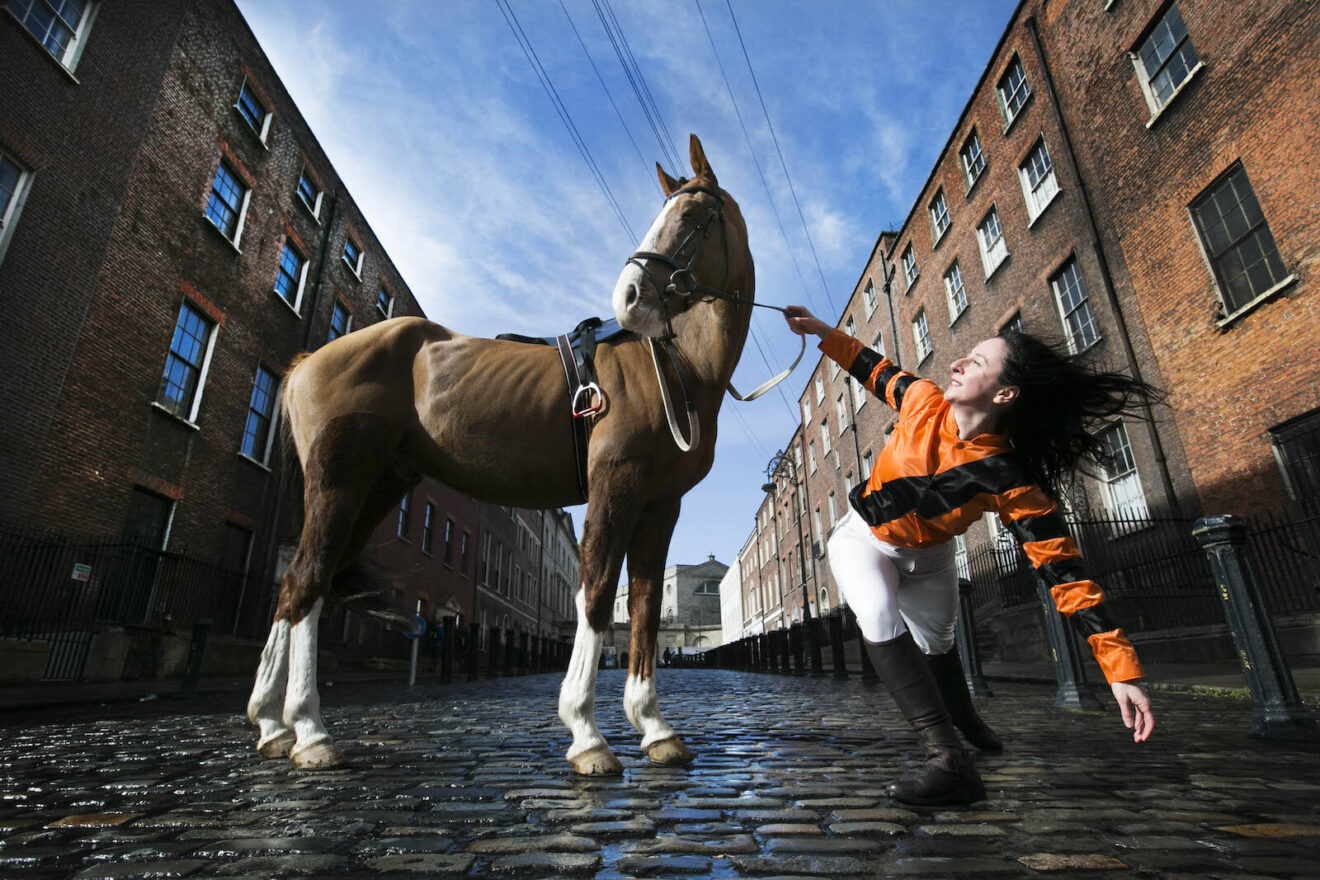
[{"x1": 826, "y1": 511, "x2": 959, "y2": 654}]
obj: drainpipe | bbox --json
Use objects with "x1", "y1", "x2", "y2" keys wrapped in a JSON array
[{"x1": 1025, "y1": 16, "x2": 1182, "y2": 517}]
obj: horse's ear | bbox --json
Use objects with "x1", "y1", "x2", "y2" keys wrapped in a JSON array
[
  {"x1": 689, "y1": 134, "x2": 717, "y2": 185},
  {"x1": 656, "y1": 162, "x2": 680, "y2": 196}
]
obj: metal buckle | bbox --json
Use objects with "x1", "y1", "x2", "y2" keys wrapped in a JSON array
[{"x1": 571, "y1": 382, "x2": 605, "y2": 417}]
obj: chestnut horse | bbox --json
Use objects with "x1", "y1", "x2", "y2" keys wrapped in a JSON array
[{"x1": 246, "y1": 135, "x2": 754, "y2": 772}]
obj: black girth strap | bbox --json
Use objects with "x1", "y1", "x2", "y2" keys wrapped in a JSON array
[{"x1": 555, "y1": 335, "x2": 590, "y2": 504}]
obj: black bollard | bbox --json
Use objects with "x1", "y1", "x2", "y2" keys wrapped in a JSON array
[
  {"x1": 518, "y1": 631, "x2": 530, "y2": 675},
  {"x1": 441, "y1": 616, "x2": 455, "y2": 684},
  {"x1": 955, "y1": 578, "x2": 992, "y2": 697},
  {"x1": 178, "y1": 618, "x2": 211, "y2": 698},
  {"x1": 828, "y1": 611, "x2": 849, "y2": 680},
  {"x1": 790, "y1": 623, "x2": 805, "y2": 675},
  {"x1": 467, "y1": 622, "x2": 480, "y2": 681},
  {"x1": 1194, "y1": 515, "x2": 1317, "y2": 740},
  {"x1": 1035, "y1": 576, "x2": 1101, "y2": 709},
  {"x1": 504, "y1": 628, "x2": 517, "y2": 676},
  {"x1": 487, "y1": 627, "x2": 502, "y2": 678}
]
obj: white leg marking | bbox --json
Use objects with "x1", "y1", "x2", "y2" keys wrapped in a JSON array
[
  {"x1": 624, "y1": 670, "x2": 677, "y2": 750},
  {"x1": 247, "y1": 619, "x2": 292, "y2": 749},
  {"x1": 283, "y1": 598, "x2": 330, "y2": 750},
  {"x1": 557, "y1": 588, "x2": 607, "y2": 761}
]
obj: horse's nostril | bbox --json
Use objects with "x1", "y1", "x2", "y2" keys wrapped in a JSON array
[{"x1": 626, "y1": 283, "x2": 640, "y2": 309}]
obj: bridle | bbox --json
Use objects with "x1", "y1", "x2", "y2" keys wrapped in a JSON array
[{"x1": 623, "y1": 183, "x2": 805, "y2": 452}]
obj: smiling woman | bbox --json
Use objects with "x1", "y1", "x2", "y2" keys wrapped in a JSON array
[{"x1": 784, "y1": 305, "x2": 1164, "y2": 806}]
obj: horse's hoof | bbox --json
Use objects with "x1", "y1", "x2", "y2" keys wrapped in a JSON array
[
  {"x1": 568, "y1": 745, "x2": 623, "y2": 776},
  {"x1": 289, "y1": 740, "x2": 347, "y2": 770},
  {"x1": 644, "y1": 736, "x2": 694, "y2": 765},
  {"x1": 256, "y1": 730, "x2": 296, "y2": 759}
]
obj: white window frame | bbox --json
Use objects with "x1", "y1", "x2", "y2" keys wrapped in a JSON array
[
  {"x1": 808, "y1": 441, "x2": 817, "y2": 474},
  {"x1": 376, "y1": 287, "x2": 394, "y2": 319},
  {"x1": 954, "y1": 534, "x2": 971, "y2": 580},
  {"x1": 814, "y1": 374, "x2": 824, "y2": 405},
  {"x1": 862, "y1": 449, "x2": 874, "y2": 477},
  {"x1": 273, "y1": 239, "x2": 309, "y2": 315},
  {"x1": 871, "y1": 330, "x2": 885, "y2": 359},
  {"x1": 5, "y1": 0, "x2": 98, "y2": 74},
  {"x1": 929, "y1": 189, "x2": 950, "y2": 242},
  {"x1": 328, "y1": 300, "x2": 353, "y2": 342},
  {"x1": 234, "y1": 77, "x2": 273, "y2": 146},
  {"x1": 239, "y1": 364, "x2": 282, "y2": 468},
  {"x1": 976, "y1": 206, "x2": 1009, "y2": 278},
  {"x1": 296, "y1": 167, "x2": 324, "y2": 221},
  {"x1": 851, "y1": 376, "x2": 865, "y2": 413},
  {"x1": 943, "y1": 261, "x2": 968, "y2": 324},
  {"x1": 827, "y1": 491, "x2": 838, "y2": 527},
  {"x1": 204, "y1": 158, "x2": 252, "y2": 250},
  {"x1": 1097, "y1": 421, "x2": 1149, "y2": 521},
  {"x1": 835, "y1": 392, "x2": 849, "y2": 432},
  {"x1": 1051, "y1": 258, "x2": 1100, "y2": 354},
  {"x1": 342, "y1": 235, "x2": 364, "y2": 278},
  {"x1": 901, "y1": 243, "x2": 918, "y2": 289},
  {"x1": 845, "y1": 316, "x2": 856, "y2": 338},
  {"x1": 997, "y1": 54, "x2": 1032, "y2": 130},
  {"x1": 0, "y1": 151, "x2": 35, "y2": 267},
  {"x1": 820, "y1": 419, "x2": 832, "y2": 456},
  {"x1": 960, "y1": 129, "x2": 986, "y2": 191},
  {"x1": 812, "y1": 508, "x2": 822, "y2": 544},
  {"x1": 912, "y1": 309, "x2": 933, "y2": 363},
  {"x1": 863, "y1": 279, "x2": 878, "y2": 317},
  {"x1": 802, "y1": 398, "x2": 812, "y2": 425},
  {"x1": 1019, "y1": 137, "x2": 1060, "y2": 224},
  {"x1": 1131, "y1": 2, "x2": 1204, "y2": 123},
  {"x1": 154, "y1": 301, "x2": 219, "y2": 427}
]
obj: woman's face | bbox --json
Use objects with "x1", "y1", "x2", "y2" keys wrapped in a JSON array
[{"x1": 945, "y1": 337, "x2": 1012, "y2": 409}]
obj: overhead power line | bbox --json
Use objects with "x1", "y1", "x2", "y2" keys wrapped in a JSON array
[
  {"x1": 725, "y1": 0, "x2": 838, "y2": 314},
  {"x1": 496, "y1": 0, "x2": 636, "y2": 243},
  {"x1": 592, "y1": 0, "x2": 683, "y2": 173}
]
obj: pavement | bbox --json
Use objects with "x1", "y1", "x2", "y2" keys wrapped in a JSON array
[{"x1": 1, "y1": 668, "x2": 1319, "y2": 879}]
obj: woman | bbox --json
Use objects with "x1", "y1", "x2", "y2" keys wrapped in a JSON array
[{"x1": 784, "y1": 305, "x2": 1155, "y2": 807}]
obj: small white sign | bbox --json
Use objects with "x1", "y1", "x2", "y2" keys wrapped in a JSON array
[{"x1": 71, "y1": 563, "x2": 92, "y2": 582}]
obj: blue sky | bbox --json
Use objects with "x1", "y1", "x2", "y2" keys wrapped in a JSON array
[{"x1": 235, "y1": 0, "x2": 1018, "y2": 573}]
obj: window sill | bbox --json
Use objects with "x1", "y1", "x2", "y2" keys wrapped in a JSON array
[
  {"x1": 233, "y1": 106, "x2": 271, "y2": 150},
  {"x1": 1069, "y1": 336, "x2": 1104, "y2": 358},
  {"x1": 932, "y1": 226, "x2": 950, "y2": 249},
  {"x1": 916, "y1": 350, "x2": 934, "y2": 368},
  {"x1": 150, "y1": 401, "x2": 201, "y2": 431},
  {"x1": 1026, "y1": 189, "x2": 1062, "y2": 228},
  {"x1": 1145, "y1": 62, "x2": 1206, "y2": 130},
  {"x1": 203, "y1": 216, "x2": 243, "y2": 254},
  {"x1": 342, "y1": 258, "x2": 363, "y2": 281},
  {"x1": 983, "y1": 252, "x2": 1010, "y2": 282},
  {"x1": 1215, "y1": 274, "x2": 1298, "y2": 330},
  {"x1": 904, "y1": 274, "x2": 920, "y2": 294},
  {"x1": 1001, "y1": 91, "x2": 1034, "y2": 137},
  {"x1": 272, "y1": 289, "x2": 303, "y2": 317},
  {"x1": 965, "y1": 169, "x2": 986, "y2": 200},
  {"x1": 297, "y1": 196, "x2": 322, "y2": 224},
  {"x1": 237, "y1": 452, "x2": 272, "y2": 473},
  {"x1": 949, "y1": 305, "x2": 970, "y2": 329},
  {"x1": 5, "y1": 11, "x2": 81, "y2": 83}
]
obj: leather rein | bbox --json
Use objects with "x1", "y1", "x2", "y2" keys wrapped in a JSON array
[{"x1": 624, "y1": 184, "x2": 805, "y2": 451}]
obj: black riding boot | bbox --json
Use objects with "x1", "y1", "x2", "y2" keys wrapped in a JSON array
[
  {"x1": 865, "y1": 632, "x2": 987, "y2": 806},
  {"x1": 926, "y1": 647, "x2": 1003, "y2": 752}
]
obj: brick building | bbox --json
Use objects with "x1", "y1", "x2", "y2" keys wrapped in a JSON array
[
  {"x1": 1, "y1": 0, "x2": 577, "y2": 677},
  {"x1": 727, "y1": 0, "x2": 1318, "y2": 655}
]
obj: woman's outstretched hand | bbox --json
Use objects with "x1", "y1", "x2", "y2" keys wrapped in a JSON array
[
  {"x1": 1111, "y1": 680, "x2": 1154, "y2": 743},
  {"x1": 784, "y1": 305, "x2": 831, "y2": 340}
]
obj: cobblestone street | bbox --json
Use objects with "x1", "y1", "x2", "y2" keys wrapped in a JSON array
[{"x1": 1, "y1": 669, "x2": 1319, "y2": 878}]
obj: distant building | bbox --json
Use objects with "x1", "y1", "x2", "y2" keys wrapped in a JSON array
[{"x1": 608, "y1": 555, "x2": 727, "y2": 661}]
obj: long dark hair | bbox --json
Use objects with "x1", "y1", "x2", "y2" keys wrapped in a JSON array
[{"x1": 997, "y1": 330, "x2": 1164, "y2": 500}]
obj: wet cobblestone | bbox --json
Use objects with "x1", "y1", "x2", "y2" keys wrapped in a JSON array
[{"x1": 1, "y1": 669, "x2": 1319, "y2": 877}]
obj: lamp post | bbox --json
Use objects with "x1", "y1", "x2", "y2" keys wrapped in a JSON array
[{"x1": 762, "y1": 450, "x2": 812, "y2": 623}]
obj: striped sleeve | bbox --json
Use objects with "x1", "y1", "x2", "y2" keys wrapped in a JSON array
[
  {"x1": 999, "y1": 486, "x2": 1145, "y2": 684},
  {"x1": 818, "y1": 329, "x2": 931, "y2": 413}
]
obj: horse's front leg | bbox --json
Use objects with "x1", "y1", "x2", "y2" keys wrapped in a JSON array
[
  {"x1": 623, "y1": 499, "x2": 693, "y2": 766},
  {"x1": 558, "y1": 498, "x2": 635, "y2": 775},
  {"x1": 246, "y1": 617, "x2": 294, "y2": 758}
]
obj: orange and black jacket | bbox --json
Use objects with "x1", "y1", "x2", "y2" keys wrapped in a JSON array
[{"x1": 821, "y1": 330, "x2": 1143, "y2": 684}]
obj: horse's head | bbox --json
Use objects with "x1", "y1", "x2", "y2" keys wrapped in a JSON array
[{"x1": 613, "y1": 135, "x2": 749, "y2": 338}]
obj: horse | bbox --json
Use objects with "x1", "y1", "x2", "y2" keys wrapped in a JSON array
[{"x1": 245, "y1": 134, "x2": 755, "y2": 773}]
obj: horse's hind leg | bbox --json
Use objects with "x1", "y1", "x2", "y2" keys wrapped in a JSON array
[
  {"x1": 622, "y1": 499, "x2": 693, "y2": 765},
  {"x1": 558, "y1": 497, "x2": 637, "y2": 775}
]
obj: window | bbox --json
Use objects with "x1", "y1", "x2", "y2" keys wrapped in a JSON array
[
  {"x1": 814, "y1": 374, "x2": 824, "y2": 405},
  {"x1": 273, "y1": 241, "x2": 307, "y2": 312},
  {"x1": 296, "y1": 169, "x2": 323, "y2": 219},
  {"x1": 460, "y1": 531, "x2": 471, "y2": 573},
  {"x1": 328, "y1": 301, "x2": 352, "y2": 341},
  {"x1": 997, "y1": 55, "x2": 1031, "y2": 128},
  {"x1": 863, "y1": 279, "x2": 878, "y2": 317},
  {"x1": 0, "y1": 152, "x2": 33, "y2": 265},
  {"x1": 1004, "y1": 312, "x2": 1025, "y2": 334},
  {"x1": 954, "y1": 534, "x2": 970, "y2": 580},
  {"x1": 871, "y1": 330, "x2": 885, "y2": 359},
  {"x1": 976, "y1": 206, "x2": 1008, "y2": 277},
  {"x1": 1097, "y1": 422, "x2": 1148, "y2": 519},
  {"x1": 235, "y1": 79, "x2": 271, "y2": 143},
  {"x1": 835, "y1": 392, "x2": 849, "y2": 432},
  {"x1": 862, "y1": 449, "x2": 874, "y2": 477},
  {"x1": 1191, "y1": 165, "x2": 1290, "y2": 317},
  {"x1": 820, "y1": 420, "x2": 831, "y2": 456},
  {"x1": 158, "y1": 302, "x2": 216, "y2": 422},
  {"x1": 1134, "y1": 3, "x2": 1200, "y2": 113},
  {"x1": 912, "y1": 309, "x2": 932, "y2": 362},
  {"x1": 422, "y1": 503, "x2": 435, "y2": 554},
  {"x1": 444, "y1": 518, "x2": 455, "y2": 565},
  {"x1": 828, "y1": 491, "x2": 838, "y2": 526},
  {"x1": 929, "y1": 190, "x2": 950, "y2": 241},
  {"x1": 124, "y1": 486, "x2": 173, "y2": 551},
  {"x1": 205, "y1": 160, "x2": 250, "y2": 245},
  {"x1": 802, "y1": 398, "x2": 812, "y2": 425},
  {"x1": 944, "y1": 261, "x2": 968, "y2": 323},
  {"x1": 342, "y1": 236, "x2": 363, "y2": 277},
  {"x1": 844, "y1": 471, "x2": 854, "y2": 495},
  {"x1": 808, "y1": 441, "x2": 817, "y2": 473},
  {"x1": 901, "y1": 243, "x2": 918, "y2": 288},
  {"x1": 6, "y1": 0, "x2": 94, "y2": 70},
  {"x1": 851, "y1": 376, "x2": 865, "y2": 412},
  {"x1": 960, "y1": 129, "x2": 986, "y2": 190},
  {"x1": 1052, "y1": 258, "x2": 1100, "y2": 353},
  {"x1": 397, "y1": 491, "x2": 411, "y2": 538},
  {"x1": 240, "y1": 365, "x2": 279, "y2": 463},
  {"x1": 376, "y1": 287, "x2": 393, "y2": 318},
  {"x1": 1019, "y1": 138, "x2": 1059, "y2": 222},
  {"x1": 845, "y1": 316, "x2": 856, "y2": 338},
  {"x1": 812, "y1": 508, "x2": 822, "y2": 544},
  {"x1": 1270, "y1": 409, "x2": 1320, "y2": 513}
]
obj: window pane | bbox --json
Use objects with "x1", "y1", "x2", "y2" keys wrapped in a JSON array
[
  {"x1": 274, "y1": 242, "x2": 302, "y2": 304},
  {"x1": 205, "y1": 162, "x2": 245, "y2": 238},
  {"x1": 241, "y1": 366, "x2": 278, "y2": 458},
  {"x1": 0, "y1": 156, "x2": 21, "y2": 216},
  {"x1": 237, "y1": 82, "x2": 264, "y2": 132},
  {"x1": 159, "y1": 304, "x2": 211, "y2": 417},
  {"x1": 1194, "y1": 166, "x2": 1289, "y2": 312},
  {"x1": 329, "y1": 302, "x2": 350, "y2": 341}
]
